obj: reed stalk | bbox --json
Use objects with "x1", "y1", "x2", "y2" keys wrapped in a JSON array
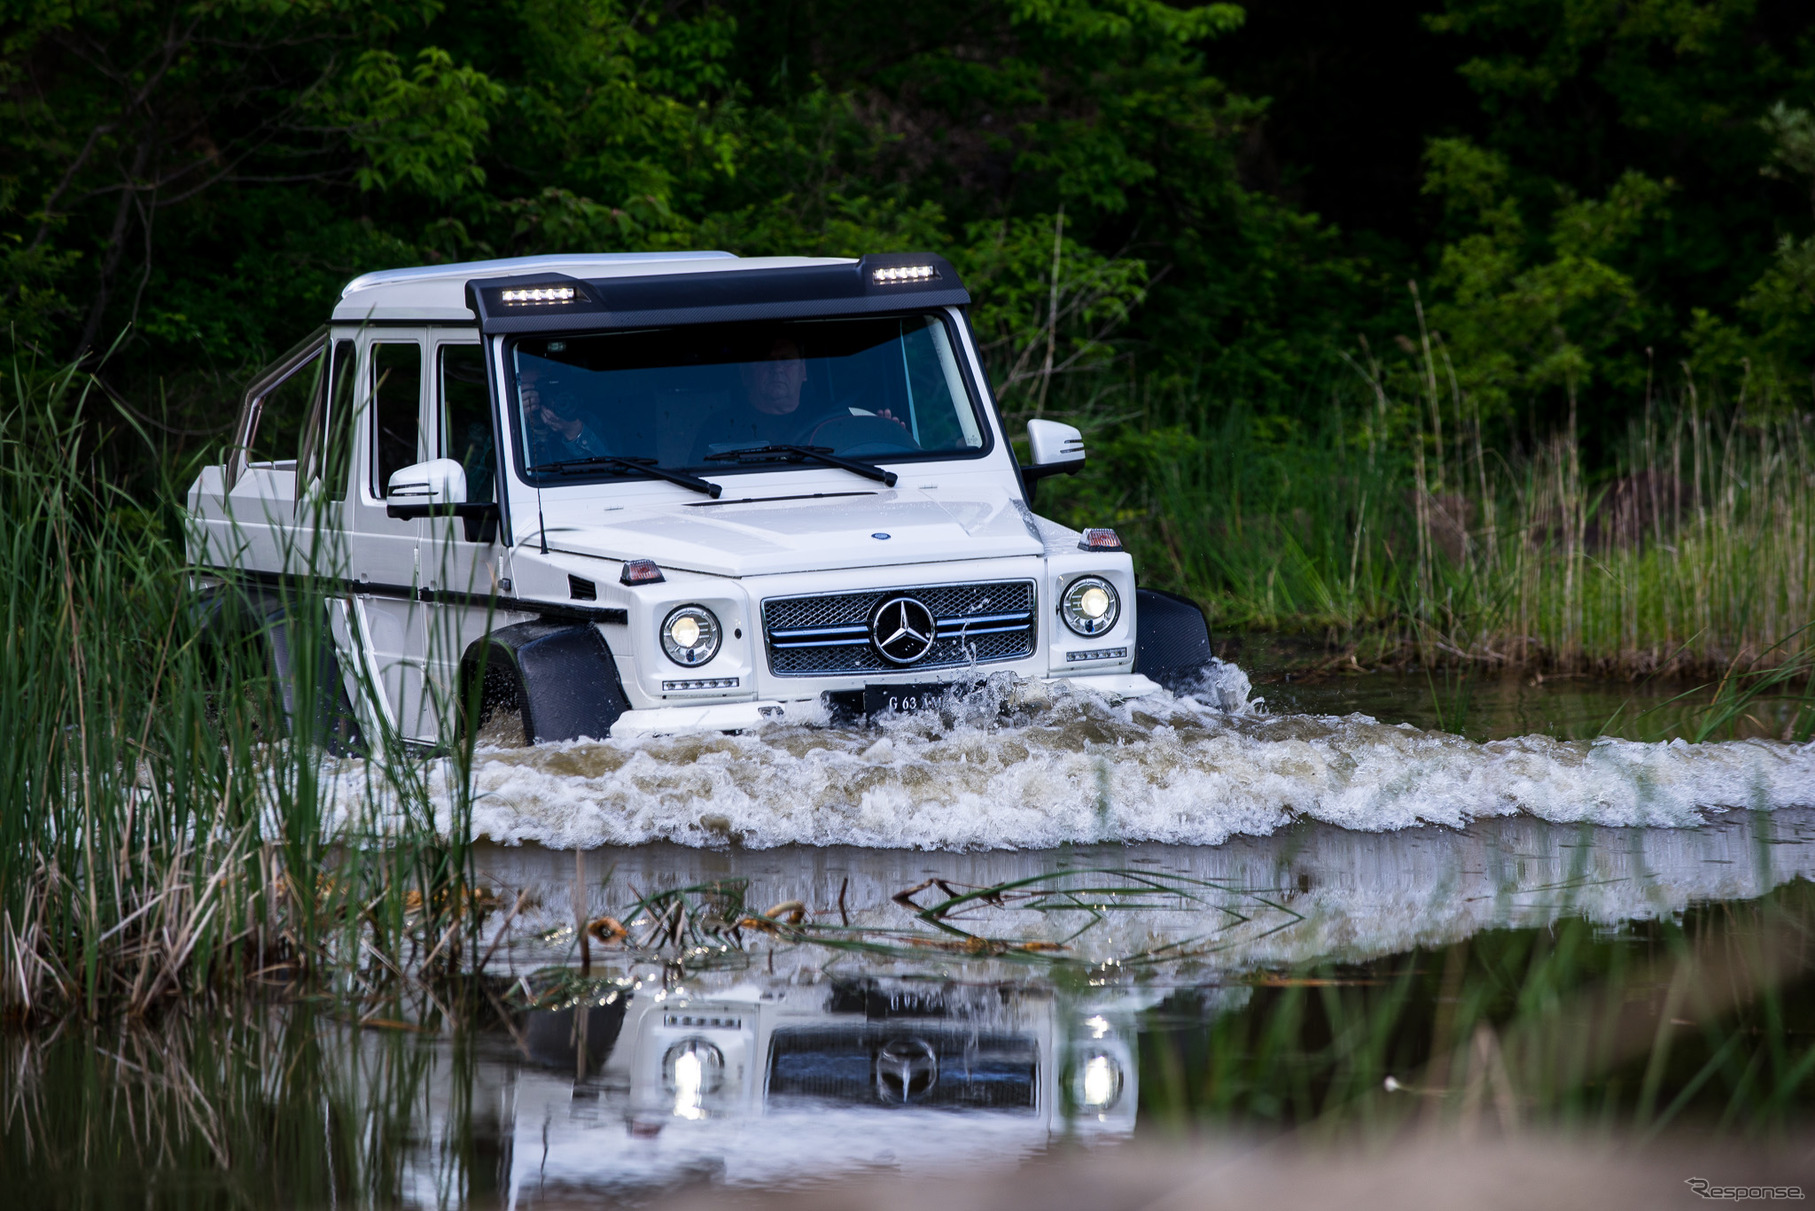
[{"x1": 0, "y1": 359, "x2": 486, "y2": 1021}]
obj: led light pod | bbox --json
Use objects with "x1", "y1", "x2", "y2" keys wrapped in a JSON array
[
  {"x1": 1060, "y1": 576, "x2": 1120, "y2": 637},
  {"x1": 661, "y1": 604, "x2": 722, "y2": 666},
  {"x1": 499, "y1": 285, "x2": 577, "y2": 304},
  {"x1": 871, "y1": 264, "x2": 939, "y2": 284}
]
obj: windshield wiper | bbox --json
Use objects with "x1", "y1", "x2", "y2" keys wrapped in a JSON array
[
  {"x1": 702, "y1": 444, "x2": 898, "y2": 487},
  {"x1": 533, "y1": 455, "x2": 722, "y2": 498}
]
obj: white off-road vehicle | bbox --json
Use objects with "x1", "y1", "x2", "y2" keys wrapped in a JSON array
[{"x1": 187, "y1": 251, "x2": 1214, "y2": 746}]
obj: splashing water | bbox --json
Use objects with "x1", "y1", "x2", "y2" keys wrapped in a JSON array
[{"x1": 343, "y1": 665, "x2": 1815, "y2": 851}]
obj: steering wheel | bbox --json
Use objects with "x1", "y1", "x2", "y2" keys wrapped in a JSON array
[{"x1": 800, "y1": 413, "x2": 922, "y2": 455}]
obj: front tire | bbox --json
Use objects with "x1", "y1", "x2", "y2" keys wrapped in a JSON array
[{"x1": 464, "y1": 657, "x2": 530, "y2": 749}]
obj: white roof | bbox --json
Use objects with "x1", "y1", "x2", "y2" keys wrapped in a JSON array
[{"x1": 331, "y1": 252, "x2": 856, "y2": 323}]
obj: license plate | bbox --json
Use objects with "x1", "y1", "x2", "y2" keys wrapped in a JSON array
[{"x1": 863, "y1": 682, "x2": 955, "y2": 716}]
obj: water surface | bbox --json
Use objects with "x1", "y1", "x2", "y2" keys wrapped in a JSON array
[{"x1": 12, "y1": 670, "x2": 1815, "y2": 1207}]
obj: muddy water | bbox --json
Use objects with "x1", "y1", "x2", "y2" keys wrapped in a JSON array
[{"x1": 13, "y1": 670, "x2": 1815, "y2": 1208}]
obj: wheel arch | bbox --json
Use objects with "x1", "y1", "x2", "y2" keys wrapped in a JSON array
[
  {"x1": 1132, "y1": 586, "x2": 1215, "y2": 692},
  {"x1": 458, "y1": 620, "x2": 631, "y2": 744}
]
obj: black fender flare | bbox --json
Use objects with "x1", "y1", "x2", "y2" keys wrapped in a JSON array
[
  {"x1": 1132, "y1": 587, "x2": 1215, "y2": 692},
  {"x1": 459, "y1": 620, "x2": 631, "y2": 744}
]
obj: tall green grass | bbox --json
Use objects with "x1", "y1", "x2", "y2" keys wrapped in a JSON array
[
  {"x1": 1047, "y1": 365, "x2": 1815, "y2": 685},
  {"x1": 0, "y1": 360, "x2": 485, "y2": 1021}
]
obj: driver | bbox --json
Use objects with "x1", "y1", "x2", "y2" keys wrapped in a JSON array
[
  {"x1": 699, "y1": 335, "x2": 906, "y2": 456},
  {"x1": 521, "y1": 365, "x2": 611, "y2": 466}
]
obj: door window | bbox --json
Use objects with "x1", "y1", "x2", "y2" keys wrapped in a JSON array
[
  {"x1": 246, "y1": 349, "x2": 322, "y2": 467},
  {"x1": 439, "y1": 344, "x2": 496, "y2": 505},
  {"x1": 300, "y1": 338, "x2": 358, "y2": 502},
  {"x1": 371, "y1": 342, "x2": 424, "y2": 497}
]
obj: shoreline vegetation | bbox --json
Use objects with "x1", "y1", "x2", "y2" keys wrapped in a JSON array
[
  {"x1": 1041, "y1": 363, "x2": 1815, "y2": 692},
  {"x1": 1, "y1": 367, "x2": 486, "y2": 1024}
]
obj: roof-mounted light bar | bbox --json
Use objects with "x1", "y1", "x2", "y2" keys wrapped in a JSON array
[
  {"x1": 499, "y1": 285, "x2": 577, "y2": 304},
  {"x1": 871, "y1": 264, "x2": 940, "y2": 285}
]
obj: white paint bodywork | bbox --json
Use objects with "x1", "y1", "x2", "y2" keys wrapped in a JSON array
[{"x1": 187, "y1": 252, "x2": 1156, "y2": 745}]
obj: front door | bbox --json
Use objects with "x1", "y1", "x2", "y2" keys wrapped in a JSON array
[{"x1": 417, "y1": 334, "x2": 511, "y2": 737}]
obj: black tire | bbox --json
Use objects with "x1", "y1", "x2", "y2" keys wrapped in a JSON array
[
  {"x1": 464, "y1": 655, "x2": 531, "y2": 748},
  {"x1": 196, "y1": 585, "x2": 364, "y2": 753}
]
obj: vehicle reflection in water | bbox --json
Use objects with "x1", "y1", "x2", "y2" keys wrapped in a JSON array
[
  {"x1": 504, "y1": 976, "x2": 1139, "y2": 1205},
  {"x1": 472, "y1": 807, "x2": 1815, "y2": 1203}
]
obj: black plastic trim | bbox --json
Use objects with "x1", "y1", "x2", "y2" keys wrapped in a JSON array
[
  {"x1": 385, "y1": 499, "x2": 500, "y2": 542},
  {"x1": 1131, "y1": 587, "x2": 1214, "y2": 692},
  {"x1": 461, "y1": 620, "x2": 631, "y2": 744},
  {"x1": 209, "y1": 567, "x2": 627, "y2": 625}
]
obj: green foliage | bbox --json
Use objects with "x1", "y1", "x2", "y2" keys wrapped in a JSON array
[
  {"x1": 1421, "y1": 137, "x2": 1670, "y2": 417},
  {"x1": 1419, "y1": 0, "x2": 1815, "y2": 416},
  {"x1": 956, "y1": 212, "x2": 1149, "y2": 409},
  {"x1": 0, "y1": 0, "x2": 1813, "y2": 491},
  {"x1": 334, "y1": 48, "x2": 506, "y2": 199}
]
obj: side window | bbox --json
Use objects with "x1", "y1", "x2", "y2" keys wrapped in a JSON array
[
  {"x1": 439, "y1": 344, "x2": 496, "y2": 505},
  {"x1": 247, "y1": 350, "x2": 322, "y2": 466},
  {"x1": 302, "y1": 338, "x2": 357, "y2": 503},
  {"x1": 371, "y1": 342, "x2": 424, "y2": 498}
]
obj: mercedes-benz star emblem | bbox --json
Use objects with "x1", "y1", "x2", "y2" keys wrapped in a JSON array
[{"x1": 870, "y1": 596, "x2": 937, "y2": 664}]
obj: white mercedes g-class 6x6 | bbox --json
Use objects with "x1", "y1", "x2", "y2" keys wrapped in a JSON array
[{"x1": 187, "y1": 251, "x2": 1214, "y2": 747}]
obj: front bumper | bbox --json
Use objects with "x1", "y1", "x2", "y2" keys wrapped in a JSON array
[{"x1": 606, "y1": 671, "x2": 1163, "y2": 739}]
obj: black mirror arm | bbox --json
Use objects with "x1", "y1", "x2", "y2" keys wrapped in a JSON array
[
  {"x1": 386, "y1": 500, "x2": 501, "y2": 543},
  {"x1": 1018, "y1": 458, "x2": 1084, "y2": 506}
]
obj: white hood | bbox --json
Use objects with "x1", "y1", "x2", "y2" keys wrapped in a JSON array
[{"x1": 537, "y1": 485, "x2": 1042, "y2": 576}]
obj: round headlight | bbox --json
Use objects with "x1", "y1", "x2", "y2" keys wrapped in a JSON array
[
  {"x1": 1060, "y1": 576, "x2": 1120, "y2": 637},
  {"x1": 663, "y1": 1038, "x2": 725, "y2": 1095},
  {"x1": 662, "y1": 1038, "x2": 724, "y2": 1119},
  {"x1": 661, "y1": 605, "x2": 722, "y2": 666},
  {"x1": 1072, "y1": 1051, "x2": 1124, "y2": 1111}
]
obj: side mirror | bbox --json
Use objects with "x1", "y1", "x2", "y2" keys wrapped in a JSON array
[
  {"x1": 1026, "y1": 419, "x2": 1086, "y2": 472},
  {"x1": 385, "y1": 457, "x2": 498, "y2": 542},
  {"x1": 388, "y1": 458, "x2": 467, "y2": 504}
]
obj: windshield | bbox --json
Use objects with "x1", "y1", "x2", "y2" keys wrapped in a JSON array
[{"x1": 507, "y1": 313, "x2": 987, "y2": 482}]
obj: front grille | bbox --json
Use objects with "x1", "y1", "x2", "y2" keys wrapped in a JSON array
[
  {"x1": 762, "y1": 580, "x2": 1036, "y2": 677},
  {"x1": 767, "y1": 1026, "x2": 1038, "y2": 1109}
]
